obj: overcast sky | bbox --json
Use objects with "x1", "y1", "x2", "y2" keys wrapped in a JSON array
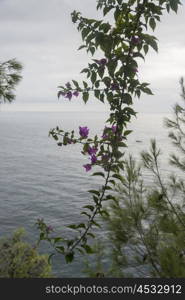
[{"x1": 1, "y1": 0, "x2": 185, "y2": 113}]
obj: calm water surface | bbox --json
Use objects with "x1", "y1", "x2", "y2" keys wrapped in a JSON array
[{"x1": 0, "y1": 111, "x2": 175, "y2": 276}]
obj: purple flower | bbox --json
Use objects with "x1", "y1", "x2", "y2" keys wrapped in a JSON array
[
  {"x1": 131, "y1": 36, "x2": 140, "y2": 45},
  {"x1": 88, "y1": 146, "x2": 98, "y2": 155},
  {"x1": 79, "y1": 126, "x2": 89, "y2": 138},
  {"x1": 102, "y1": 127, "x2": 109, "y2": 139},
  {"x1": 65, "y1": 82, "x2": 71, "y2": 88},
  {"x1": 58, "y1": 91, "x2": 66, "y2": 99},
  {"x1": 96, "y1": 58, "x2": 107, "y2": 66},
  {"x1": 102, "y1": 133, "x2": 109, "y2": 140},
  {"x1": 46, "y1": 225, "x2": 53, "y2": 233},
  {"x1": 65, "y1": 91, "x2": 72, "y2": 100},
  {"x1": 99, "y1": 58, "x2": 107, "y2": 65},
  {"x1": 111, "y1": 83, "x2": 119, "y2": 91},
  {"x1": 111, "y1": 125, "x2": 117, "y2": 133},
  {"x1": 91, "y1": 154, "x2": 97, "y2": 164},
  {"x1": 83, "y1": 164, "x2": 92, "y2": 172},
  {"x1": 73, "y1": 91, "x2": 79, "y2": 97}
]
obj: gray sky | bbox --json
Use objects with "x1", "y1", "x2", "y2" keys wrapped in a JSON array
[{"x1": 1, "y1": 0, "x2": 185, "y2": 113}]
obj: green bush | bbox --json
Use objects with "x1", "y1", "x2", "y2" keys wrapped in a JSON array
[
  {"x1": 83, "y1": 78, "x2": 185, "y2": 278},
  {"x1": 0, "y1": 59, "x2": 23, "y2": 104},
  {"x1": 0, "y1": 229, "x2": 52, "y2": 278}
]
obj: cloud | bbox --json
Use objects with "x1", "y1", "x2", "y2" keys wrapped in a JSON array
[{"x1": 0, "y1": 0, "x2": 185, "y2": 112}]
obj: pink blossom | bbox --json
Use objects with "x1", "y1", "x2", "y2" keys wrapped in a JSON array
[
  {"x1": 111, "y1": 83, "x2": 119, "y2": 90},
  {"x1": 131, "y1": 36, "x2": 140, "y2": 45},
  {"x1": 65, "y1": 91, "x2": 72, "y2": 100},
  {"x1": 88, "y1": 146, "x2": 98, "y2": 155},
  {"x1": 111, "y1": 125, "x2": 117, "y2": 133},
  {"x1": 73, "y1": 91, "x2": 79, "y2": 97},
  {"x1": 79, "y1": 126, "x2": 89, "y2": 138},
  {"x1": 91, "y1": 154, "x2": 97, "y2": 164},
  {"x1": 83, "y1": 164, "x2": 92, "y2": 172}
]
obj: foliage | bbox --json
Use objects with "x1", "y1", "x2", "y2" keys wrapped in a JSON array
[
  {"x1": 0, "y1": 59, "x2": 23, "y2": 104},
  {"x1": 37, "y1": 0, "x2": 181, "y2": 264},
  {"x1": 0, "y1": 229, "x2": 52, "y2": 278},
  {"x1": 84, "y1": 78, "x2": 185, "y2": 278}
]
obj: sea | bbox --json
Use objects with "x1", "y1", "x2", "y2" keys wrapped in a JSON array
[{"x1": 0, "y1": 110, "x2": 176, "y2": 277}]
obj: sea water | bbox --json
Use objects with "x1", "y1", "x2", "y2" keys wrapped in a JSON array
[{"x1": 0, "y1": 111, "x2": 175, "y2": 277}]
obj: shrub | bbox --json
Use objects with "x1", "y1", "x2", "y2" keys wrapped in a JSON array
[{"x1": 0, "y1": 229, "x2": 52, "y2": 278}]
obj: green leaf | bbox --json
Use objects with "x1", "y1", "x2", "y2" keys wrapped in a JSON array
[
  {"x1": 56, "y1": 246, "x2": 65, "y2": 253},
  {"x1": 149, "y1": 18, "x2": 156, "y2": 31},
  {"x1": 103, "y1": 6, "x2": 112, "y2": 16},
  {"x1": 98, "y1": 67, "x2": 105, "y2": 78},
  {"x1": 76, "y1": 223, "x2": 86, "y2": 229},
  {"x1": 95, "y1": 80, "x2": 100, "y2": 88},
  {"x1": 53, "y1": 237, "x2": 63, "y2": 244},
  {"x1": 108, "y1": 179, "x2": 116, "y2": 185},
  {"x1": 39, "y1": 232, "x2": 45, "y2": 241},
  {"x1": 83, "y1": 81, "x2": 88, "y2": 88},
  {"x1": 91, "y1": 71, "x2": 97, "y2": 84},
  {"x1": 114, "y1": 7, "x2": 121, "y2": 22},
  {"x1": 118, "y1": 142, "x2": 127, "y2": 147},
  {"x1": 83, "y1": 92, "x2": 89, "y2": 103},
  {"x1": 143, "y1": 87, "x2": 153, "y2": 95},
  {"x1": 124, "y1": 130, "x2": 132, "y2": 136},
  {"x1": 48, "y1": 253, "x2": 55, "y2": 264},
  {"x1": 112, "y1": 173, "x2": 125, "y2": 183},
  {"x1": 78, "y1": 45, "x2": 86, "y2": 50},
  {"x1": 81, "y1": 68, "x2": 90, "y2": 75},
  {"x1": 92, "y1": 172, "x2": 105, "y2": 178},
  {"x1": 105, "y1": 194, "x2": 116, "y2": 201},
  {"x1": 89, "y1": 47, "x2": 95, "y2": 56},
  {"x1": 107, "y1": 92, "x2": 113, "y2": 103},
  {"x1": 143, "y1": 44, "x2": 149, "y2": 55},
  {"x1": 133, "y1": 52, "x2": 145, "y2": 60},
  {"x1": 65, "y1": 252, "x2": 74, "y2": 263},
  {"x1": 107, "y1": 60, "x2": 117, "y2": 77},
  {"x1": 99, "y1": 23, "x2": 111, "y2": 33},
  {"x1": 88, "y1": 190, "x2": 100, "y2": 196},
  {"x1": 123, "y1": 93, "x2": 132, "y2": 105},
  {"x1": 100, "y1": 210, "x2": 109, "y2": 217},
  {"x1": 67, "y1": 224, "x2": 77, "y2": 230},
  {"x1": 72, "y1": 80, "x2": 79, "y2": 89},
  {"x1": 81, "y1": 244, "x2": 94, "y2": 254},
  {"x1": 91, "y1": 220, "x2": 101, "y2": 228},
  {"x1": 87, "y1": 232, "x2": 95, "y2": 238},
  {"x1": 83, "y1": 143, "x2": 89, "y2": 153},
  {"x1": 128, "y1": 0, "x2": 137, "y2": 5},
  {"x1": 81, "y1": 212, "x2": 91, "y2": 218},
  {"x1": 86, "y1": 33, "x2": 95, "y2": 43},
  {"x1": 76, "y1": 248, "x2": 85, "y2": 255},
  {"x1": 166, "y1": 3, "x2": 170, "y2": 12},
  {"x1": 169, "y1": 0, "x2": 179, "y2": 13},
  {"x1": 82, "y1": 28, "x2": 90, "y2": 40},
  {"x1": 104, "y1": 185, "x2": 112, "y2": 190},
  {"x1": 100, "y1": 93, "x2": 104, "y2": 103},
  {"x1": 145, "y1": 35, "x2": 158, "y2": 52},
  {"x1": 83, "y1": 205, "x2": 94, "y2": 212},
  {"x1": 94, "y1": 89, "x2": 100, "y2": 99}
]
